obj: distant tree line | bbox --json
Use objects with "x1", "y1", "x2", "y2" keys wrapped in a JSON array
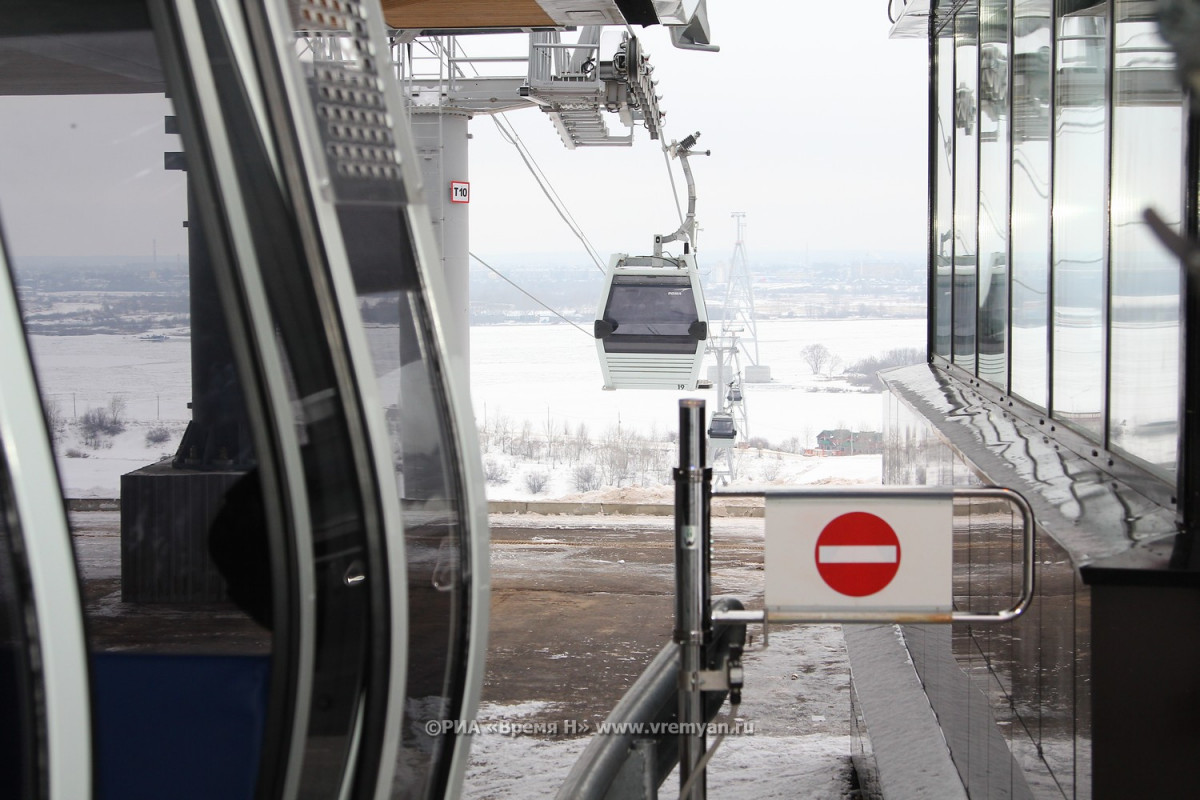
[{"x1": 800, "y1": 343, "x2": 925, "y2": 390}]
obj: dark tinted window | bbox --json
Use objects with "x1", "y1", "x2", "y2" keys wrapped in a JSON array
[{"x1": 603, "y1": 275, "x2": 699, "y2": 336}]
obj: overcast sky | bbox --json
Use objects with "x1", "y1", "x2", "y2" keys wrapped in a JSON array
[
  {"x1": 463, "y1": 2, "x2": 928, "y2": 268},
  {"x1": 0, "y1": 2, "x2": 927, "y2": 270}
]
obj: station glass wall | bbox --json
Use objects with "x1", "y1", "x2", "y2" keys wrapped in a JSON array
[{"x1": 930, "y1": 0, "x2": 1186, "y2": 478}]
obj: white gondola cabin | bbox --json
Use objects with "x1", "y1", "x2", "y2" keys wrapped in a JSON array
[
  {"x1": 707, "y1": 412, "x2": 737, "y2": 447},
  {"x1": 593, "y1": 253, "x2": 709, "y2": 390}
]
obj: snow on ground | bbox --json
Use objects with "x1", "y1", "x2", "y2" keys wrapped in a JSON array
[
  {"x1": 463, "y1": 734, "x2": 854, "y2": 800},
  {"x1": 463, "y1": 627, "x2": 855, "y2": 799},
  {"x1": 470, "y1": 317, "x2": 921, "y2": 445},
  {"x1": 486, "y1": 452, "x2": 884, "y2": 504},
  {"x1": 29, "y1": 317, "x2": 917, "y2": 498}
]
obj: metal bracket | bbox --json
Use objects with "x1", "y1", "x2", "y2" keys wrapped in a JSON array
[{"x1": 693, "y1": 669, "x2": 728, "y2": 691}]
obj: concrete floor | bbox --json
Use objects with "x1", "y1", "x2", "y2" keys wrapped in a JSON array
[{"x1": 68, "y1": 509, "x2": 857, "y2": 796}]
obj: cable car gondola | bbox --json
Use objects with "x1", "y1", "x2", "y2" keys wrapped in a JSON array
[
  {"x1": 593, "y1": 252, "x2": 709, "y2": 390},
  {"x1": 592, "y1": 132, "x2": 711, "y2": 391},
  {"x1": 707, "y1": 412, "x2": 737, "y2": 447}
]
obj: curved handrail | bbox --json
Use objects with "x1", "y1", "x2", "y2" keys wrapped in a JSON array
[{"x1": 554, "y1": 597, "x2": 746, "y2": 800}]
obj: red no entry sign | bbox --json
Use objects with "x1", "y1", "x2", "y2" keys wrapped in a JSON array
[
  {"x1": 814, "y1": 512, "x2": 901, "y2": 596},
  {"x1": 765, "y1": 493, "x2": 953, "y2": 617}
]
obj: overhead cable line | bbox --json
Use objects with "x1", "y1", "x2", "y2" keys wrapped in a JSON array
[
  {"x1": 469, "y1": 251, "x2": 594, "y2": 338},
  {"x1": 491, "y1": 113, "x2": 607, "y2": 273},
  {"x1": 621, "y1": 21, "x2": 685, "y2": 227}
]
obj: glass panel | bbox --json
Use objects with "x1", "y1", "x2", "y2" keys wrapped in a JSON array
[
  {"x1": 954, "y1": 8, "x2": 980, "y2": 371},
  {"x1": 935, "y1": 33, "x2": 956, "y2": 357},
  {"x1": 277, "y1": 8, "x2": 472, "y2": 796},
  {"x1": 1010, "y1": 0, "x2": 1053, "y2": 408},
  {"x1": 1052, "y1": 1, "x2": 1108, "y2": 437},
  {"x1": 0, "y1": 459, "x2": 40, "y2": 797},
  {"x1": 601, "y1": 275, "x2": 703, "y2": 355},
  {"x1": 604, "y1": 276, "x2": 701, "y2": 334},
  {"x1": 0, "y1": 100, "x2": 267, "y2": 628},
  {"x1": 978, "y1": 0, "x2": 1010, "y2": 387},
  {"x1": 0, "y1": 17, "x2": 276, "y2": 799},
  {"x1": 1109, "y1": 2, "x2": 1183, "y2": 474},
  {"x1": 358, "y1": 286, "x2": 468, "y2": 800}
]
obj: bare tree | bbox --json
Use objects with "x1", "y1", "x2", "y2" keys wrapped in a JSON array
[
  {"x1": 801, "y1": 343, "x2": 833, "y2": 375},
  {"x1": 42, "y1": 397, "x2": 65, "y2": 442},
  {"x1": 108, "y1": 394, "x2": 127, "y2": 427}
]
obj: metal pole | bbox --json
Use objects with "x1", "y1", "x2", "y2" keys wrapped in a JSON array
[
  {"x1": 675, "y1": 399, "x2": 710, "y2": 800},
  {"x1": 409, "y1": 109, "x2": 471, "y2": 383}
]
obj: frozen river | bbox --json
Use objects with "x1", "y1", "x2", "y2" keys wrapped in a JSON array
[
  {"x1": 470, "y1": 316, "x2": 924, "y2": 444},
  {"x1": 29, "y1": 316, "x2": 923, "y2": 497}
]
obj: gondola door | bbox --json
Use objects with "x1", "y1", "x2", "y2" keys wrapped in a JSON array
[
  {"x1": 0, "y1": 0, "x2": 407, "y2": 797},
  {"x1": 0, "y1": 219, "x2": 91, "y2": 799},
  {"x1": 242, "y1": 1, "x2": 491, "y2": 796}
]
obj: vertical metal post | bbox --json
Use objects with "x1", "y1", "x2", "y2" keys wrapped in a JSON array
[
  {"x1": 1180, "y1": 110, "x2": 1200, "y2": 547},
  {"x1": 675, "y1": 399, "x2": 710, "y2": 800},
  {"x1": 409, "y1": 110, "x2": 471, "y2": 382}
]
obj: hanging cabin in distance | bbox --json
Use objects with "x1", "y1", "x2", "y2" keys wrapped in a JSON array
[{"x1": 593, "y1": 131, "x2": 712, "y2": 390}]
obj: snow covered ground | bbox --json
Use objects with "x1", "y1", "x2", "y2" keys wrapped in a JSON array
[
  {"x1": 470, "y1": 317, "x2": 919, "y2": 446},
  {"x1": 464, "y1": 627, "x2": 856, "y2": 800},
  {"x1": 26, "y1": 316, "x2": 920, "y2": 499}
]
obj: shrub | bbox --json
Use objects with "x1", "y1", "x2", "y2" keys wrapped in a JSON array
[
  {"x1": 43, "y1": 397, "x2": 66, "y2": 441},
  {"x1": 79, "y1": 406, "x2": 125, "y2": 449},
  {"x1": 65, "y1": 448, "x2": 88, "y2": 459},
  {"x1": 761, "y1": 456, "x2": 783, "y2": 482},
  {"x1": 483, "y1": 457, "x2": 510, "y2": 485},
  {"x1": 145, "y1": 426, "x2": 172, "y2": 446},
  {"x1": 571, "y1": 463, "x2": 602, "y2": 493},
  {"x1": 524, "y1": 470, "x2": 549, "y2": 495}
]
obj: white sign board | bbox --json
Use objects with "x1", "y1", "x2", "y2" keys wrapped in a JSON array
[
  {"x1": 765, "y1": 495, "x2": 953, "y2": 615},
  {"x1": 450, "y1": 180, "x2": 470, "y2": 204}
]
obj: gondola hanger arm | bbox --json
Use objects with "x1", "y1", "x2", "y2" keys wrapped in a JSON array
[{"x1": 655, "y1": 131, "x2": 710, "y2": 257}]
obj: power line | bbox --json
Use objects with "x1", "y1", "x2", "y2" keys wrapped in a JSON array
[
  {"x1": 469, "y1": 251, "x2": 594, "y2": 338},
  {"x1": 430, "y1": 36, "x2": 607, "y2": 274},
  {"x1": 617, "y1": 23, "x2": 684, "y2": 227},
  {"x1": 490, "y1": 113, "x2": 607, "y2": 273}
]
